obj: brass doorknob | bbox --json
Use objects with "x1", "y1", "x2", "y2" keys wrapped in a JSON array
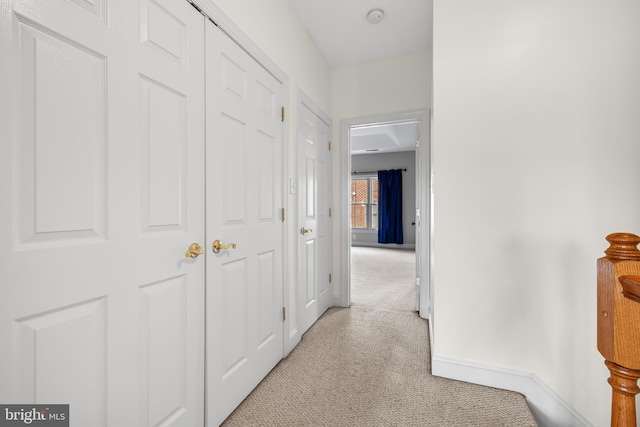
[
  {"x1": 185, "y1": 243, "x2": 204, "y2": 258},
  {"x1": 212, "y1": 239, "x2": 237, "y2": 253},
  {"x1": 301, "y1": 227, "x2": 313, "y2": 235}
]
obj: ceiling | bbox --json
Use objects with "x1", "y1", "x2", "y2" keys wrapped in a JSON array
[
  {"x1": 289, "y1": 1, "x2": 430, "y2": 154},
  {"x1": 289, "y1": 0, "x2": 432, "y2": 68},
  {"x1": 350, "y1": 122, "x2": 418, "y2": 155}
]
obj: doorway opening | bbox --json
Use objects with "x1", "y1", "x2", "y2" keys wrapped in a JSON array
[{"x1": 339, "y1": 110, "x2": 430, "y2": 319}]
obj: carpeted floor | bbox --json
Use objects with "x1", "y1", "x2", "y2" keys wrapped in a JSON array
[
  {"x1": 221, "y1": 247, "x2": 537, "y2": 426},
  {"x1": 350, "y1": 246, "x2": 417, "y2": 313}
]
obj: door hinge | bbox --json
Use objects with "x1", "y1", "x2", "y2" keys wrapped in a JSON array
[
  {"x1": 329, "y1": 274, "x2": 332, "y2": 283},
  {"x1": 328, "y1": 141, "x2": 332, "y2": 151},
  {"x1": 329, "y1": 208, "x2": 332, "y2": 217},
  {"x1": 281, "y1": 106, "x2": 285, "y2": 122},
  {"x1": 281, "y1": 207, "x2": 285, "y2": 222},
  {"x1": 282, "y1": 307, "x2": 286, "y2": 321}
]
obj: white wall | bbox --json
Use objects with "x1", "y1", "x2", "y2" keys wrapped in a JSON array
[
  {"x1": 432, "y1": 1, "x2": 640, "y2": 425},
  {"x1": 351, "y1": 151, "x2": 417, "y2": 246},
  {"x1": 205, "y1": 0, "x2": 332, "y2": 343},
  {"x1": 332, "y1": 49, "x2": 430, "y2": 121}
]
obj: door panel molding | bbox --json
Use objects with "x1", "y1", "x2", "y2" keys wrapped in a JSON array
[
  {"x1": 16, "y1": 17, "x2": 107, "y2": 247},
  {"x1": 14, "y1": 297, "x2": 107, "y2": 427},
  {"x1": 139, "y1": 275, "x2": 189, "y2": 427}
]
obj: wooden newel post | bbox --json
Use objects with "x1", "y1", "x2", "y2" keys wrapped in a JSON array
[{"x1": 598, "y1": 233, "x2": 640, "y2": 427}]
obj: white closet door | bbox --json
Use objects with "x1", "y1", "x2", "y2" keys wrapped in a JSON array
[
  {"x1": 205, "y1": 22, "x2": 285, "y2": 426},
  {"x1": 0, "y1": 1, "x2": 206, "y2": 425},
  {"x1": 297, "y1": 101, "x2": 333, "y2": 336}
]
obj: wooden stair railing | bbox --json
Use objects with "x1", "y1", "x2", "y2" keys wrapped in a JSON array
[{"x1": 598, "y1": 233, "x2": 640, "y2": 426}]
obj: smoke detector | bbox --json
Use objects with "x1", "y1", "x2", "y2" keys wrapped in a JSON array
[{"x1": 366, "y1": 9, "x2": 384, "y2": 24}]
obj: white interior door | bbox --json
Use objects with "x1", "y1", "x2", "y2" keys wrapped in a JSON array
[
  {"x1": 205, "y1": 22, "x2": 285, "y2": 426},
  {"x1": 297, "y1": 100, "x2": 332, "y2": 336},
  {"x1": 0, "y1": 1, "x2": 206, "y2": 425}
]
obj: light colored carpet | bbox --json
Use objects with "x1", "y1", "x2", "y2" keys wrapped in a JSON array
[
  {"x1": 350, "y1": 246, "x2": 416, "y2": 312},
  {"x1": 221, "y1": 247, "x2": 537, "y2": 426}
]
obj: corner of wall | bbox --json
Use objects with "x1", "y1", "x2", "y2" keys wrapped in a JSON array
[{"x1": 430, "y1": 356, "x2": 593, "y2": 427}]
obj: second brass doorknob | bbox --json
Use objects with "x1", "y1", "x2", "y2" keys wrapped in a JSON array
[{"x1": 212, "y1": 239, "x2": 237, "y2": 253}]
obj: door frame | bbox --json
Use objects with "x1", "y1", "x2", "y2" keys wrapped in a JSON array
[{"x1": 339, "y1": 110, "x2": 431, "y2": 319}]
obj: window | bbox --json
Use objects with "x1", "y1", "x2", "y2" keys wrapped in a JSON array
[{"x1": 350, "y1": 176, "x2": 378, "y2": 230}]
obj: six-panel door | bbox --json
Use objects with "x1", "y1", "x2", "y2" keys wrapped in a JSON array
[
  {"x1": 297, "y1": 101, "x2": 333, "y2": 336},
  {"x1": 205, "y1": 22, "x2": 285, "y2": 427},
  {"x1": 0, "y1": 0, "x2": 206, "y2": 425}
]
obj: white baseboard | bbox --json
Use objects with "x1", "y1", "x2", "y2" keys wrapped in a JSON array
[
  {"x1": 431, "y1": 356, "x2": 593, "y2": 427},
  {"x1": 351, "y1": 242, "x2": 415, "y2": 249}
]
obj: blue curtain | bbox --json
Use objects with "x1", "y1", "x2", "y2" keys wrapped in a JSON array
[{"x1": 377, "y1": 169, "x2": 403, "y2": 244}]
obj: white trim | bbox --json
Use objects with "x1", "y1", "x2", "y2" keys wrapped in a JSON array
[
  {"x1": 428, "y1": 316, "x2": 434, "y2": 369},
  {"x1": 299, "y1": 90, "x2": 331, "y2": 127},
  {"x1": 281, "y1": 87, "x2": 294, "y2": 356},
  {"x1": 431, "y1": 356, "x2": 593, "y2": 427},
  {"x1": 339, "y1": 117, "x2": 351, "y2": 307},
  {"x1": 280, "y1": 70, "x2": 291, "y2": 358},
  {"x1": 351, "y1": 242, "x2": 416, "y2": 250},
  {"x1": 339, "y1": 110, "x2": 430, "y2": 312}
]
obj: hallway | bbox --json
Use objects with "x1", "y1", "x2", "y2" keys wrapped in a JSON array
[{"x1": 221, "y1": 247, "x2": 537, "y2": 426}]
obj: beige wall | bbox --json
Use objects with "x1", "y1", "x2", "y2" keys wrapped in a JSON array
[
  {"x1": 432, "y1": 1, "x2": 640, "y2": 425},
  {"x1": 332, "y1": 49, "x2": 431, "y2": 122}
]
